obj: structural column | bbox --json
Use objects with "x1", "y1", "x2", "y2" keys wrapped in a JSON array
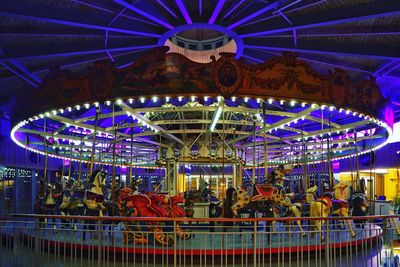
[{"x1": 166, "y1": 160, "x2": 178, "y2": 195}]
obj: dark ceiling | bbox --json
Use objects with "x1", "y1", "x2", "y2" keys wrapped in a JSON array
[{"x1": 0, "y1": 0, "x2": 399, "y2": 118}]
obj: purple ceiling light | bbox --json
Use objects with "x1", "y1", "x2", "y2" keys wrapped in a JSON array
[
  {"x1": 208, "y1": 0, "x2": 226, "y2": 24},
  {"x1": 227, "y1": 1, "x2": 280, "y2": 30},
  {"x1": 0, "y1": 62, "x2": 40, "y2": 88},
  {"x1": 222, "y1": 0, "x2": 245, "y2": 20},
  {"x1": 157, "y1": 0, "x2": 178, "y2": 19},
  {"x1": 175, "y1": 0, "x2": 193, "y2": 24},
  {"x1": 113, "y1": 0, "x2": 174, "y2": 29}
]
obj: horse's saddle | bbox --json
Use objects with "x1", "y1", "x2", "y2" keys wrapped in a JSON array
[
  {"x1": 86, "y1": 191, "x2": 104, "y2": 203},
  {"x1": 254, "y1": 185, "x2": 279, "y2": 197},
  {"x1": 316, "y1": 196, "x2": 332, "y2": 209},
  {"x1": 332, "y1": 199, "x2": 348, "y2": 211}
]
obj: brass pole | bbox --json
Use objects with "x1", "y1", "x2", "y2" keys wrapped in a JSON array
[
  {"x1": 68, "y1": 142, "x2": 73, "y2": 181},
  {"x1": 78, "y1": 136, "x2": 83, "y2": 183},
  {"x1": 263, "y1": 102, "x2": 268, "y2": 183},
  {"x1": 129, "y1": 130, "x2": 134, "y2": 187},
  {"x1": 252, "y1": 120, "x2": 256, "y2": 184},
  {"x1": 110, "y1": 127, "x2": 117, "y2": 201},
  {"x1": 233, "y1": 129, "x2": 238, "y2": 188},
  {"x1": 327, "y1": 115, "x2": 333, "y2": 187},
  {"x1": 355, "y1": 129, "x2": 360, "y2": 190},
  {"x1": 43, "y1": 118, "x2": 48, "y2": 183},
  {"x1": 89, "y1": 108, "x2": 99, "y2": 175}
]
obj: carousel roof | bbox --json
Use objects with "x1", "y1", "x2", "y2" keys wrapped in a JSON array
[{"x1": 0, "y1": 0, "x2": 400, "y2": 119}]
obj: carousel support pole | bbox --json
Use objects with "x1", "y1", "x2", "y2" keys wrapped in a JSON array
[
  {"x1": 68, "y1": 143, "x2": 73, "y2": 181},
  {"x1": 369, "y1": 128, "x2": 374, "y2": 200},
  {"x1": 221, "y1": 107, "x2": 226, "y2": 193},
  {"x1": 396, "y1": 157, "x2": 400, "y2": 197},
  {"x1": 301, "y1": 128, "x2": 308, "y2": 191},
  {"x1": 129, "y1": 131, "x2": 134, "y2": 187},
  {"x1": 350, "y1": 151, "x2": 355, "y2": 190},
  {"x1": 354, "y1": 129, "x2": 360, "y2": 190},
  {"x1": 43, "y1": 118, "x2": 48, "y2": 183},
  {"x1": 252, "y1": 120, "x2": 256, "y2": 184},
  {"x1": 89, "y1": 107, "x2": 99, "y2": 175},
  {"x1": 110, "y1": 127, "x2": 117, "y2": 202},
  {"x1": 60, "y1": 159, "x2": 65, "y2": 187},
  {"x1": 327, "y1": 116, "x2": 333, "y2": 187},
  {"x1": 263, "y1": 102, "x2": 268, "y2": 184},
  {"x1": 78, "y1": 136, "x2": 84, "y2": 183},
  {"x1": 233, "y1": 129, "x2": 238, "y2": 189},
  {"x1": 166, "y1": 160, "x2": 177, "y2": 195}
]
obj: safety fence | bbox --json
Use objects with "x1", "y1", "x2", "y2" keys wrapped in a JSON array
[{"x1": 0, "y1": 214, "x2": 399, "y2": 267}]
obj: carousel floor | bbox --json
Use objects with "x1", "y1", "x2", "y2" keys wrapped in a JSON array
[{"x1": 0, "y1": 220, "x2": 383, "y2": 256}]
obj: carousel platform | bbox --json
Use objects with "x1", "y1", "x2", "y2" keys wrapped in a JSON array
[{"x1": 0, "y1": 220, "x2": 383, "y2": 257}]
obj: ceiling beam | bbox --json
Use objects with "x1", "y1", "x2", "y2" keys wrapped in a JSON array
[
  {"x1": 227, "y1": 1, "x2": 280, "y2": 30},
  {"x1": 113, "y1": 0, "x2": 174, "y2": 29},
  {"x1": 0, "y1": 44, "x2": 156, "y2": 62},
  {"x1": 239, "y1": 2, "x2": 400, "y2": 37},
  {"x1": 0, "y1": 61, "x2": 41, "y2": 88},
  {"x1": 244, "y1": 44, "x2": 400, "y2": 60},
  {"x1": 0, "y1": 1, "x2": 161, "y2": 38}
]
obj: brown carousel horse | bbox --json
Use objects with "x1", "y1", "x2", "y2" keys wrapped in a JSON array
[
  {"x1": 266, "y1": 165, "x2": 305, "y2": 236},
  {"x1": 307, "y1": 182, "x2": 356, "y2": 241}
]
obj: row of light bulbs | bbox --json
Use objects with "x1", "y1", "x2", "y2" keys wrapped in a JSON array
[{"x1": 12, "y1": 96, "x2": 392, "y2": 168}]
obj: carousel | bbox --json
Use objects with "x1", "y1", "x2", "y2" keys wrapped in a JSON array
[{"x1": 8, "y1": 47, "x2": 393, "y2": 252}]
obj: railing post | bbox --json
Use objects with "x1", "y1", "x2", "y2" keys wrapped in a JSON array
[
  {"x1": 253, "y1": 220, "x2": 257, "y2": 267},
  {"x1": 173, "y1": 220, "x2": 177, "y2": 267},
  {"x1": 325, "y1": 219, "x2": 330, "y2": 267},
  {"x1": 97, "y1": 219, "x2": 102, "y2": 267}
]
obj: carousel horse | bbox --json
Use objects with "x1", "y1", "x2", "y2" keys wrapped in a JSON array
[
  {"x1": 59, "y1": 179, "x2": 86, "y2": 230},
  {"x1": 82, "y1": 170, "x2": 107, "y2": 240},
  {"x1": 306, "y1": 185, "x2": 332, "y2": 241},
  {"x1": 331, "y1": 182, "x2": 355, "y2": 236},
  {"x1": 151, "y1": 194, "x2": 192, "y2": 240},
  {"x1": 231, "y1": 166, "x2": 293, "y2": 216},
  {"x1": 35, "y1": 182, "x2": 63, "y2": 229},
  {"x1": 266, "y1": 165, "x2": 305, "y2": 236},
  {"x1": 307, "y1": 183, "x2": 356, "y2": 241},
  {"x1": 231, "y1": 184, "x2": 291, "y2": 230},
  {"x1": 118, "y1": 188, "x2": 171, "y2": 245},
  {"x1": 273, "y1": 193, "x2": 305, "y2": 236},
  {"x1": 350, "y1": 179, "x2": 369, "y2": 228}
]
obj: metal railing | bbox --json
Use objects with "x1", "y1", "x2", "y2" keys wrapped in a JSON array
[{"x1": 0, "y1": 214, "x2": 399, "y2": 267}]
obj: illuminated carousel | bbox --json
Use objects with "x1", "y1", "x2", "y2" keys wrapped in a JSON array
[
  {"x1": 9, "y1": 47, "x2": 391, "y2": 254},
  {"x1": 12, "y1": 47, "x2": 392, "y2": 187}
]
